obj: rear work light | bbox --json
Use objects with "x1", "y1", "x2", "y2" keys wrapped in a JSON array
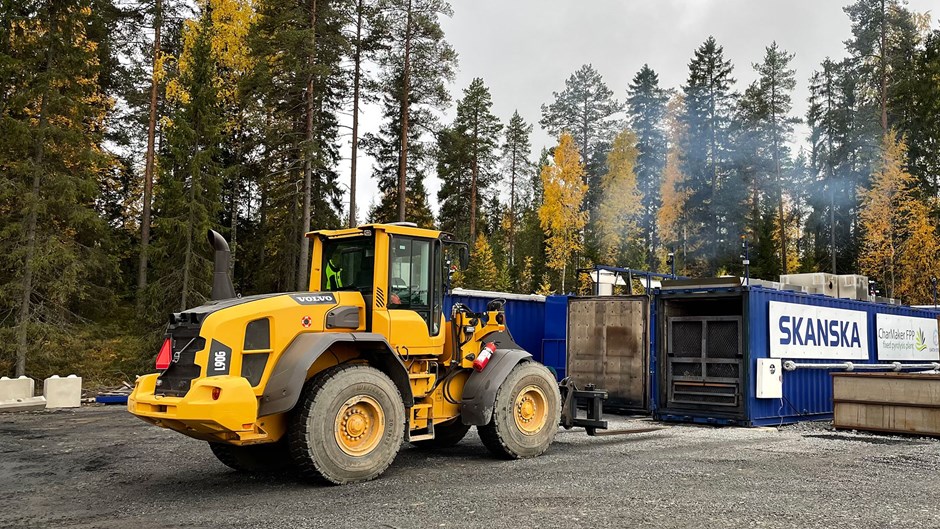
[{"x1": 156, "y1": 337, "x2": 172, "y2": 370}]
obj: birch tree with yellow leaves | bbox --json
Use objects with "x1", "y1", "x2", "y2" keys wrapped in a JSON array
[{"x1": 539, "y1": 133, "x2": 588, "y2": 292}]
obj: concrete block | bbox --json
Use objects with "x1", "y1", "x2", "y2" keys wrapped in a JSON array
[
  {"x1": 43, "y1": 375, "x2": 82, "y2": 409},
  {"x1": 0, "y1": 376, "x2": 35, "y2": 401},
  {"x1": 0, "y1": 397, "x2": 47, "y2": 412},
  {"x1": 0, "y1": 376, "x2": 46, "y2": 412}
]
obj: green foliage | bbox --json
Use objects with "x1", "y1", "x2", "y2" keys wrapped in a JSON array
[
  {"x1": 627, "y1": 65, "x2": 669, "y2": 268},
  {"x1": 0, "y1": 0, "x2": 119, "y2": 376},
  {"x1": 463, "y1": 235, "x2": 499, "y2": 291},
  {"x1": 436, "y1": 78, "x2": 502, "y2": 241},
  {"x1": 680, "y1": 36, "x2": 739, "y2": 274}
]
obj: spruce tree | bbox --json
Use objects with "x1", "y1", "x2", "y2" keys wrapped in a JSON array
[
  {"x1": 627, "y1": 65, "x2": 668, "y2": 269},
  {"x1": 680, "y1": 36, "x2": 738, "y2": 274},
  {"x1": 501, "y1": 111, "x2": 533, "y2": 266},
  {"x1": 147, "y1": 7, "x2": 224, "y2": 315},
  {"x1": 0, "y1": 0, "x2": 117, "y2": 376}
]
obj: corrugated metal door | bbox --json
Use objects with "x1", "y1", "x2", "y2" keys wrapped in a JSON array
[
  {"x1": 566, "y1": 296, "x2": 649, "y2": 411},
  {"x1": 665, "y1": 316, "x2": 743, "y2": 410}
]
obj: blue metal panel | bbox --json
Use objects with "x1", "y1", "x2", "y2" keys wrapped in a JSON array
[
  {"x1": 443, "y1": 293, "x2": 546, "y2": 365},
  {"x1": 746, "y1": 287, "x2": 940, "y2": 426}
]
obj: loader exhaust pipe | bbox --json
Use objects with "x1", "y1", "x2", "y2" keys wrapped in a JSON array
[{"x1": 207, "y1": 229, "x2": 236, "y2": 300}]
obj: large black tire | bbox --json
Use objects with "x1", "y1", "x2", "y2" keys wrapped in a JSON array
[
  {"x1": 208, "y1": 440, "x2": 293, "y2": 473},
  {"x1": 288, "y1": 364, "x2": 405, "y2": 484},
  {"x1": 478, "y1": 362, "x2": 561, "y2": 459},
  {"x1": 411, "y1": 418, "x2": 471, "y2": 449}
]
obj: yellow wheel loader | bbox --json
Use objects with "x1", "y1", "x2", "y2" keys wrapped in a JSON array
[{"x1": 129, "y1": 223, "x2": 630, "y2": 484}]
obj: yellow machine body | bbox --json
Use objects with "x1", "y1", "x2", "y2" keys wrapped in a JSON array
[{"x1": 129, "y1": 224, "x2": 506, "y2": 445}]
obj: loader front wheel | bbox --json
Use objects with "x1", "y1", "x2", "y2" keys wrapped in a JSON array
[
  {"x1": 208, "y1": 440, "x2": 292, "y2": 473},
  {"x1": 288, "y1": 364, "x2": 405, "y2": 484},
  {"x1": 478, "y1": 362, "x2": 560, "y2": 459}
]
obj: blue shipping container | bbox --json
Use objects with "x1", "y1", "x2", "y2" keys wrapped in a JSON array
[{"x1": 654, "y1": 286, "x2": 940, "y2": 426}]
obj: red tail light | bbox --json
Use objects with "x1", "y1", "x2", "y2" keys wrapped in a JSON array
[{"x1": 156, "y1": 337, "x2": 172, "y2": 370}]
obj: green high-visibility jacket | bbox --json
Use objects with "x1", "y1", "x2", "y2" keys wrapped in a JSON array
[{"x1": 325, "y1": 261, "x2": 342, "y2": 290}]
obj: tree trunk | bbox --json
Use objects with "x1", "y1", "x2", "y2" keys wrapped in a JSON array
[
  {"x1": 349, "y1": 0, "x2": 363, "y2": 228},
  {"x1": 297, "y1": 0, "x2": 317, "y2": 290},
  {"x1": 771, "y1": 79, "x2": 787, "y2": 275},
  {"x1": 15, "y1": 4, "x2": 55, "y2": 377},
  {"x1": 826, "y1": 71, "x2": 837, "y2": 274},
  {"x1": 509, "y1": 147, "x2": 516, "y2": 266},
  {"x1": 181, "y1": 159, "x2": 199, "y2": 311},
  {"x1": 138, "y1": 0, "x2": 162, "y2": 296},
  {"x1": 470, "y1": 123, "x2": 478, "y2": 244},
  {"x1": 880, "y1": 0, "x2": 888, "y2": 133},
  {"x1": 397, "y1": 0, "x2": 412, "y2": 222}
]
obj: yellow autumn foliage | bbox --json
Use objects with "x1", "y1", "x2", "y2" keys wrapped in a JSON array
[
  {"x1": 597, "y1": 128, "x2": 643, "y2": 265},
  {"x1": 859, "y1": 130, "x2": 940, "y2": 303},
  {"x1": 538, "y1": 133, "x2": 587, "y2": 291}
]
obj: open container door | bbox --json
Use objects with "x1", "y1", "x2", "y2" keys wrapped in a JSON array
[{"x1": 566, "y1": 296, "x2": 650, "y2": 412}]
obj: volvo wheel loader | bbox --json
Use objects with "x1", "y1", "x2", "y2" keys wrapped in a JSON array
[{"x1": 129, "y1": 223, "x2": 572, "y2": 484}]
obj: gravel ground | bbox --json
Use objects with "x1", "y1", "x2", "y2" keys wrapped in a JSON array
[{"x1": 1, "y1": 406, "x2": 939, "y2": 529}]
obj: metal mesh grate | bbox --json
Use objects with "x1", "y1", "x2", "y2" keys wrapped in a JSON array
[
  {"x1": 672, "y1": 321, "x2": 702, "y2": 357},
  {"x1": 666, "y1": 316, "x2": 743, "y2": 409},
  {"x1": 706, "y1": 363, "x2": 739, "y2": 379},
  {"x1": 706, "y1": 321, "x2": 740, "y2": 359}
]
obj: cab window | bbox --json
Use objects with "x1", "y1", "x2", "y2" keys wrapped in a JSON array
[
  {"x1": 388, "y1": 237, "x2": 441, "y2": 335},
  {"x1": 320, "y1": 235, "x2": 375, "y2": 293}
]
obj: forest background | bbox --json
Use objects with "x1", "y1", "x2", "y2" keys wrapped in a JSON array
[{"x1": 2, "y1": 0, "x2": 939, "y2": 383}]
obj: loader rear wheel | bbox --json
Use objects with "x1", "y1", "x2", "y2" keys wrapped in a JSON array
[
  {"x1": 208, "y1": 440, "x2": 292, "y2": 473},
  {"x1": 288, "y1": 364, "x2": 405, "y2": 484},
  {"x1": 411, "y1": 418, "x2": 471, "y2": 448},
  {"x1": 478, "y1": 362, "x2": 560, "y2": 459}
]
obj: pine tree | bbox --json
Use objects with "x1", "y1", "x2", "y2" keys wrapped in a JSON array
[
  {"x1": 540, "y1": 64, "x2": 622, "y2": 166},
  {"x1": 436, "y1": 78, "x2": 501, "y2": 243},
  {"x1": 844, "y1": 0, "x2": 920, "y2": 132},
  {"x1": 735, "y1": 42, "x2": 800, "y2": 276},
  {"x1": 539, "y1": 64, "x2": 622, "y2": 232},
  {"x1": 539, "y1": 133, "x2": 587, "y2": 292},
  {"x1": 363, "y1": 68, "x2": 435, "y2": 227},
  {"x1": 597, "y1": 129, "x2": 643, "y2": 266},
  {"x1": 501, "y1": 111, "x2": 533, "y2": 266},
  {"x1": 375, "y1": 0, "x2": 456, "y2": 222},
  {"x1": 680, "y1": 36, "x2": 738, "y2": 274},
  {"x1": 627, "y1": 65, "x2": 668, "y2": 268},
  {"x1": 344, "y1": 0, "x2": 384, "y2": 227}
]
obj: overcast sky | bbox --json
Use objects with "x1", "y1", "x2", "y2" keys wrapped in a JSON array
[{"x1": 344, "y1": 0, "x2": 936, "y2": 220}]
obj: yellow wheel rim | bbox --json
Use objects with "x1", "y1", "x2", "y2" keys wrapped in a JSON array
[
  {"x1": 513, "y1": 385, "x2": 548, "y2": 435},
  {"x1": 334, "y1": 395, "x2": 385, "y2": 456}
]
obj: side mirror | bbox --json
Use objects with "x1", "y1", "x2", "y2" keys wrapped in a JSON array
[{"x1": 459, "y1": 246, "x2": 469, "y2": 270}]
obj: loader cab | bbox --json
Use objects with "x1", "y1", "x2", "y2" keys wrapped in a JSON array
[{"x1": 309, "y1": 224, "x2": 466, "y2": 358}]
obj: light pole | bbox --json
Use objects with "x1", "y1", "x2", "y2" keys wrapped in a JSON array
[
  {"x1": 740, "y1": 235, "x2": 750, "y2": 286},
  {"x1": 666, "y1": 252, "x2": 676, "y2": 279}
]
